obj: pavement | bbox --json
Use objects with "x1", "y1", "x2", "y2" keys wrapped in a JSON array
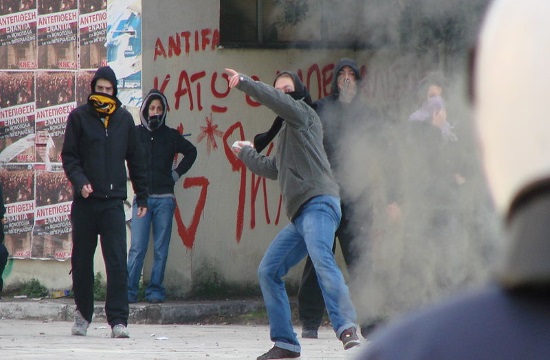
[{"x1": 0, "y1": 297, "x2": 365, "y2": 359}]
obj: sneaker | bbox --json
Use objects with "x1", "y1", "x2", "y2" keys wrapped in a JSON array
[
  {"x1": 71, "y1": 310, "x2": 90, "y2": 336},
  {"x1": 340, "y1": 327, "x2": 360, "y2": 350},
  {"x1": 148, "y1": 297, "x2": 163, "y2": 304},
  {"x1": 301, "y1": 327, "x2": 318, "y2": 339},
  {"x1": 111, "y1": 324, "x2": 130, "y2": 338},
  {"x1": 257, "y1": 346, "x2": 300, "y2": 359}
]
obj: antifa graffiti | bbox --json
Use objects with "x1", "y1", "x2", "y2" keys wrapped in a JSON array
[{"x1": 151, "y1": 27, "x2": 357, "y2": 248}]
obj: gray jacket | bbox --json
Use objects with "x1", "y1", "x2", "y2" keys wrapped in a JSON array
[{"x1": 236, "y1": 74, "x2": 339, "y2": 220}]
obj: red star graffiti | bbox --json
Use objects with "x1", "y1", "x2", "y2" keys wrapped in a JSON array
[{"x1": 197, "y1": 113, "x2": 224, "y2": 155}]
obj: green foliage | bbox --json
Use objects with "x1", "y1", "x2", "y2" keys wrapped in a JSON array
[
  {"x1": 91, "y1": 272, "x2": 145, "y2": 302},
  {"x1": 93, "y1": 272, "x2": 106, "y2": 301},
  {"x1": 137, "y1": 280, "x2": 146, "y2": 301},
  {"x1": 21, "y1": 278, "x2": 49, "y2": 298}
]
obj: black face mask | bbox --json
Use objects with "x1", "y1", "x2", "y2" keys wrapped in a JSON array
[
  {"x1": 147, "y1": 115, "x2": 162, "y2": 130},
  {"x1": 286, "y1": 91, "x2": 304, "y2": 101}
]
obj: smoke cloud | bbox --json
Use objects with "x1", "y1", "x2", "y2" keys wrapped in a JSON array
[{"x1": 270, "y1": 0, "x2": 501, "y2": 323}]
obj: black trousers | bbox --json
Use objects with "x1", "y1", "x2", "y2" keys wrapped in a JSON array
[
  {"x1": 0, "y1": 242, "x2": 8, "y2": 293},
  {"x1": 70, "y1": 197, "x2": 128, "y2": 327},
  {"x1": 297, "y1": 202, "x2": 363, "y2": 329}
]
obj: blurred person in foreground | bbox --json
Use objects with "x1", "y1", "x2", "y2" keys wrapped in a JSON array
[
  {"x1": 226, "y1": 67, "x2": 360, "y2": 359},
  {"x1": 127, "y1": 89, "x2": 197, "y2": 304},
  {"x1": 357, "y1": 0, "x2": 550, "y2": 358},
  {"x1": 62, "y1": 66, "x2": 148, "y2": 339}
]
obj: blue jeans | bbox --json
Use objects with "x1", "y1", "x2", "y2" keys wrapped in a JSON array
[
  {"x1": 127, "y1": 196, "x2": 176, "y2": 302},
  {"x1": 258, "y1": 195, "x2": 357, "y2": 353}
]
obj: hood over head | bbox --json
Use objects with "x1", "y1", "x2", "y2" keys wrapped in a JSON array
[
  {"x1": 140, "y1": 89, "x2": 168, "y2": 131},
  {"x1": 476, "y1": 0, "x2": 550, "y2": 289},
  {"x1": 91, "y1": 66, "x2": 118, "y2": 97},
  {"x1": 331, "y1": 58, "x2": 361, "y2": 99},
  {"x1": 274, "y1": 71, "x2": 314, "y2": 108},
  {"x1": 252, "y1": 72, "x2": 315, "y2": 152}
]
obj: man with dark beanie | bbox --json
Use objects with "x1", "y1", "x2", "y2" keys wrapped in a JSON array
[
  {"x1": 62, "y1": 66, "x2": 148, "y2": 339},
  {"x1": 298, "y1": 58, "x2": 379, "y2": 339}
]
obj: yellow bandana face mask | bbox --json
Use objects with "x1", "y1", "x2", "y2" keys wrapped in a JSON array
[{"x1": 88, "y1": 93, "x2": 117, "y2": 128}]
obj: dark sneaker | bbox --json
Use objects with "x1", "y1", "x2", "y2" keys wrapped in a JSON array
[
  {"x1": 301, "y1": 327, "x2": 318, "y2": 339},
  {"x1": 148, "y1": 297, "x2": 163, "y2": 304},
  {"x1": 257, "y1": 346, "x2": 300, "y2": 359},
  {"x1": 71, "y1": 310, "x2": 90, "y2": 336},
  {"x1": 340, "y1": 327, "x2": 360, "y2": 350}
]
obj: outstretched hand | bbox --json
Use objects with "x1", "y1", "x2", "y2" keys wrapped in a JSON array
[{"x1": 225, "y1": 68, "x2": 240, "y2": 88}]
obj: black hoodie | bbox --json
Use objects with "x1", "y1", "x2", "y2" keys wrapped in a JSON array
[
  {"x1": 61, "y1": 67, "x2": 148, "y2": 207},
  {"x1": 91, "y1": 66, "x2": 118, "y2": 97},
  {"x1": 137, "y1": 89, "x2": 197, "y2": 195},
  {"x1": 253, "y1": 71, "x2": 315, "y2": 152}
]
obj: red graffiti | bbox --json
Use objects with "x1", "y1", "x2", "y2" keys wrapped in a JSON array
[
  {"x1": 149, "y1": 61, "x2": 365, "y2": 245},
  {"x1": 250, "y1": 143, "x2": 282, "y2": 229},
  {"x1": 153, "y1": 74, "x2": 172, "y2": 111},
  {"x1": 174, "y1": 176, "x2": 210, "y2": 249},
  {"x1": 221, "y1": 124, "x2": 283, "y2": 240},
  {"x1": 174, "y1": 70, "x2": 207, "y2": 111},
  {"x1": 222, "y1": 122, "x2": 246, "y2": 242},
  {"x1": 162, "y1": 70, "x2": 234, "y2": 113},
  {"x1": 295, "y1": 64, "x2": 334, "y2": 100},
  {"x1": 154, "y1": 27, "x2": 220, "y2": 61},
  {"x1": 197, "y1": 113, "x2": 224, "y2": 155},
  {"x1": 210, "y1": 71, "x2": 230, "y2": 113},
  {"x1": 244, "y1": 75, "x2": 262, "y2": 107}
]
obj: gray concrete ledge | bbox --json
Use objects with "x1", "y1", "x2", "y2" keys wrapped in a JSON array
[{"x1": 0, "y1": 298, "x2": 265, "y2": 324}]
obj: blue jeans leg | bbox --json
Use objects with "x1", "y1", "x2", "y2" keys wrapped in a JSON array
[
  {"x1": 294, "y1": 195, "x2": 357, "y2": 338},
  {"x1": 127, "y1": 198, "x2": 152, "y2": 302},
  {"x1": 258, "y1": 224, "x2": 308, "y2": 353},
  {"x1": 145, "y1": 197, "x2": 176, "y2": 301}
]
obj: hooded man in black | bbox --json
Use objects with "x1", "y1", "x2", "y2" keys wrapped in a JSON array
[
  {"x1": 296, "y1": 59, "x2": 380, "y2": 339},
  {"x1": 127, "y1": 89, "x2": 197, "y2": 304},
  {"x1": 62, "y1": 66, "x2": 148, "y2": 339}
]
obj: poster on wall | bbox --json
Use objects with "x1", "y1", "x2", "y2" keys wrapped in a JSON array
[
  {"x1": 37, "y1": 4, "x2": 78, "y2": 70},
  {"x1": 0, "y1": 0, "x2": 140, "y2": 261},
  {"x1": 79, "y1": 0, "x2": 107, "y2": 69},
  {"x1": 107, "y1": 0, "x2": 142, "y2": 108},
  {"x1": 0, "y1": 5, "x2": 38, "y2": 70},
  {"x1": 0, "y1": 71, "x2": 36, "y2": 164},
  {"x1": 0, "y1": 164, "x2": 35, "y2": 259},
  {"x1": 35, "y1": 70, "x2": 76, "y2": 167},
  {"x1": 75, "y1": 69, "x2": 95, "y2": 105},
  {"x1": 32, "y1": 163, "x2": 72, "y2": 260}
]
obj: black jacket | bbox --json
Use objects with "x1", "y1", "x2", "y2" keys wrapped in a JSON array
[
  {"x1": 138, "y1": 89, "x2": 197, "y2": 195},
  {"x1": 136, "y1": 124, "x2": 197, "y2": 195},
  {"x1": 61, "y1": 100, "x2": 148, "y2": 207}
]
